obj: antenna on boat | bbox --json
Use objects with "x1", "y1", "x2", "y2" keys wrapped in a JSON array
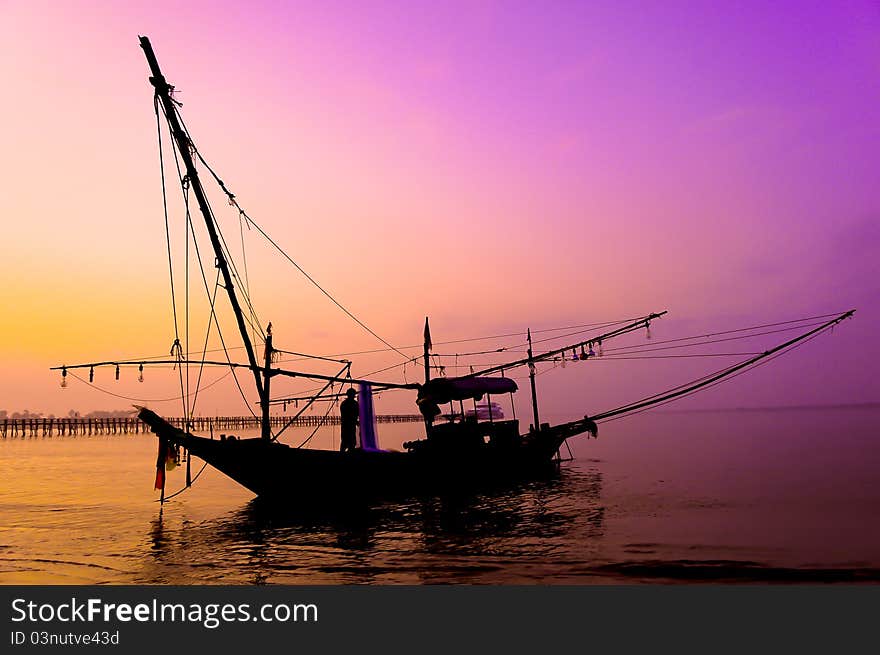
[
  {"x1": 527, "y1": 328, "x2": 541, "y2": 432},
  {"x1": 262, "y1": 322, "x2": 273, "y2": 440},
  {"x1": 138, "y1": 36, "x2": 269, "y2": 432},
  {"x1": 423, "y1": 317, "x2": 433, "y2": 435},
  {"x1": 423, "y1": 317, "x2": 432, "y2": 384}
]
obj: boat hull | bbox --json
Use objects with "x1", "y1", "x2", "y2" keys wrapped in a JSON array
[{"x1": 139, "y1": 408, "x2": 595, "y2": 501}]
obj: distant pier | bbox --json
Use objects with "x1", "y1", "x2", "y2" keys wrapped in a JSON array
[{"x1": 0, "y1": 414, "x2": 423, "y2": 438}]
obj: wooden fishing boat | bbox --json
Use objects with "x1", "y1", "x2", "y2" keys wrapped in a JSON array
[{"x1": 53, "y1": 37, "x2": 855, "y2": 504}]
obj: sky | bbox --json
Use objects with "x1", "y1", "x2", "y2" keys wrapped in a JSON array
[{"x1": 0, "y1": 0, "x2": 877, "y2": 421}]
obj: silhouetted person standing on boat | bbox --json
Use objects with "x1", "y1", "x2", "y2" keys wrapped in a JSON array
[{"x1": 340, "y1": 388, "x2": 359, "y2": 453}]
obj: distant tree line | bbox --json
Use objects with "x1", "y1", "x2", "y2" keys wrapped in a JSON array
[{"x1": 0, "y1": 409, "x2": 133, "y2": 420}]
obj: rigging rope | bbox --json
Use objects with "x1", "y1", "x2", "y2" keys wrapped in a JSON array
[
  {"x1": 160, "y1": 105, "x2": 260, "y2": 421},
  {"x1": 603, "y1": 318, "x2": 833, "y2": 355},
  {"x1": 273, "y1": 363, "x2": 350, "y2": 441},
  {"x1": 187, "y1": 214, "x2": 260, "y2": 420},
  {"x1": 93, "y1": 316, "x2": 644, "y2": 368},
  {"x1": 184, "y1": 153, "x2": 191, "y2": 425},
  {"x1": 269, "y1": 312, "x2": 832, "y2": 398},
  {"x1": 188, "y1": 270, "x2": 222, "y2": 417},
  {"x1": 154, "y1": 97, "x2": 187, "y2": 422},
  {"x1": 273, "y1": 348, "x2": 350, "y2": 364},
  {"x1": 156, "y1": 460, "x2": 209, "y2": 503},
  {"x1": 239, "y1": 210, "x2": 257, "y2": 352},
  {"x1": 590, "y1": 313, "x2": 851, "y2": 423},
  {"x1": 596, "y1": 329, "x2": 832, "y2": 425},
  {"x1": 157, "y1": 100, "x2": 266, "y2": 341},
  {"x1": 66, "y1": 370, "x2": 232, "y2": 403},
  {"x1": 295, "y1": 394, "x2": 341, "y2": 449},
  {"x1": 527, "y1": 318, "x2": 638, "y2": 348},
  {"x1": 171, "y1": 105, "x2": 408, "y2": 361}
]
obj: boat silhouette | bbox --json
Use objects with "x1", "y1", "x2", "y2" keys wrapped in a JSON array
[{"x1": 53, "y1": 37, "x2": 855, "y2": 505}]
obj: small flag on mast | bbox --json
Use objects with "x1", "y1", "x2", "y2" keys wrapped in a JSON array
[{"x1": 424, "y1": 316, "x2": 432, "y2": 351}]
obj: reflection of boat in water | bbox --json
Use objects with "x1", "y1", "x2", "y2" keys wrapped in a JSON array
[
  {"x1": 144, "y1": 467, "x2": 605, "y2": 584},
  {"x1": 55, "y1": 36, "x2": 855, "y2": 507}
]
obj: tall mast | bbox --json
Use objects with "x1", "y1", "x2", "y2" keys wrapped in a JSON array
[
  {"x1": 139, "y1": 36, "x2": 267, "y2": 409},
  {"x1": 527, "y1": 328, "x2": 540, "y2": 432}
]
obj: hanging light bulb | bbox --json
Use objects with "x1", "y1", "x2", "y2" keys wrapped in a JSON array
[
  {"x1": 89, "y1": 366, "x2": 94, "y2": 383},
  {"x1": 646, "y1": 320, "x2": 652, "y2": 340},
  {"x1": 571, "y1": 348, "x2": 578, "y2": 361},
  {"x1": 597, "y1": 339, "x2": 604, "y2": 357},
  {"x1": 115, "y1": 364, "x2": 120, "y2": 381},
  {"x1": 138, "y1": 363, "x2": 144, "y2": 383},
  {"x1": 588, "y1": 342, "x2": 596, "y2": 357},
  {"x1": 60, "y1": 367, "x2": 68, "y2": 389},
  {"x1": 580, "y1": 345, "x2": 587, "y2": 359}
]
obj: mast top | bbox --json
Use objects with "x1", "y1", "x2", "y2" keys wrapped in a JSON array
[{"x1": 140, "y1": 35, "x2": 267, "y2": 405}]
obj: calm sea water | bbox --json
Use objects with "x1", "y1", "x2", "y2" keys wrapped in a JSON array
[{"x1": 1, "y1": 407, "x2": 878, "y2": 584}]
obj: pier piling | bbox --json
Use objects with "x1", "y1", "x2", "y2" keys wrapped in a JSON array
[{"x1": 0, "y1": 414, "x2": 422, "y2": 438}]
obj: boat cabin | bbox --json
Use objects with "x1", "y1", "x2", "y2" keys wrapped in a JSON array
[{"x1": 404, "y1": 376, "x2": 520, "y2": 453}]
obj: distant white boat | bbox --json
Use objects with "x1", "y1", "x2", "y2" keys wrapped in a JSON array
[{"x1": 465, "y1": 402, "x2": 504, "y2": 421}]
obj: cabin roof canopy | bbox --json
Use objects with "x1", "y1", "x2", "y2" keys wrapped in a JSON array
[{"x1": 416, "y1": 376, "x2": 517, "y2": 418}]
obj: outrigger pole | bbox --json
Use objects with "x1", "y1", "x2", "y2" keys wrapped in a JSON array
[
  {"x1": 497, "y1": 312, "x2": 665, "y2": 432},
  {"x1": 590, "y1": 309, "x2": 855, "y2": 421},
  {"x1": 51, "y1": 359, "x2": 418, "y2": 391},
  {"x1": 52, "y1": 313, "x2": 666, "y2": 392},
  {"x1": 138, "y1": 36, "x2": 270, "y2": 434},
  {"x1": 468, "y1": 312, "x2": 667, "y2": 379}
]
